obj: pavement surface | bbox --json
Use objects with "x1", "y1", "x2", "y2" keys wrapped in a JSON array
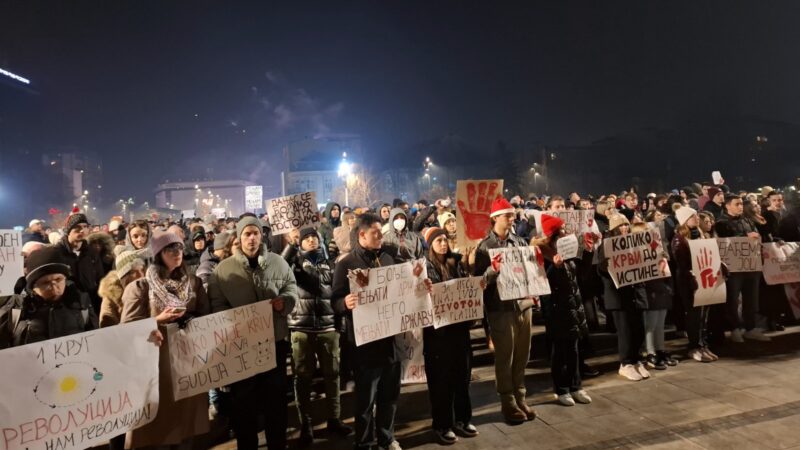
[{"x1": 208, "y1": 325, "x2": 800, "y2": 450}]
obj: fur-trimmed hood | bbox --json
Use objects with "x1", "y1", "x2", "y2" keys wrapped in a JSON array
[
  {"x1": 98, "y1": 270, "x2": 124, "y2": 303},
  {"x1": 87, "y1": 232, "x2": 115, "y2": 256}
]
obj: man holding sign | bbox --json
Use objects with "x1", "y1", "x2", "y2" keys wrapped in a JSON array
[{"x1": 473, "y1": 198, "x2": 538, "y2": 424}]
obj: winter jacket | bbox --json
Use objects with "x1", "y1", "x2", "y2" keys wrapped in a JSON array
[
  {"x1": 715, "y1": 212, "x2": 758, "y2": 238},
  {"x1": 703, "y1": 201, "x2": 724, "y2": 220},
  {"x1": 98, "y1": 270, "x2": 125, "y2": 327},
  {"x1": 87, "y1": 232, "x2": 116, "y2": 274},
  {"x1": 542, "y1": 258, "x2": 587, "y2": 340},
  {"x1": 383, "y1": 208, "x2": 424, "y2": 263},
  {"x1": 412, "y1": 206, "x2": 437, "y2": 233},
  {"x1": 56, "y1": 236, "x2": 107, "y2": 310},
  {"x1": 0, "y1": 283, "x2": 98, "y2": 348},
  {"x1": 318, "y1": 202, "x2": 342, "y2": 250},
  {"x1": 671, "y1": 232, "x2": 696, "y2": 310},
  {"x1": 282, "y1": 245, "x2": 337, "y2": 332},
  {"x1": 332, "y1": 243, "x2": 403, "y2": 368},
  {"x1": 195, "y1": 248, "x2": 219, "y2": 290},
  {"x1": 778, "y1": 207, "x2": 800, "y2": 241},
  {"x1": 422, "y1": 253, "x2": 472, "y2": 356},
  {"x1": 473, "y1": 230, "x2": 535, "y2": 313},
  {"x1": 207, "y1": 244, "x2": 298, "y2": 342},
  {"x1": 22, "y1": 230, "x2": 47, "y2": 244}
]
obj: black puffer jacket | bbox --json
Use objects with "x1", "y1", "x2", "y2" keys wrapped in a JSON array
[
  {"x1": 596, "y1": 242, "x2": 648, "y2": 311},
  {"x1": 0, "y1": 283, "x2": 98, "y2": 348},
  {"x1": 57, "y1": 236, "x2": 106, "y2": 311},
  {"x1": 283, "y1": 245, "x2": 336, "y2": 332},
  {"x1": 543, "y1": 258, "x2": 587, "y2": 340},
  {"x1": 715, "y1": 212, "x2": 757, "y2": 238}
]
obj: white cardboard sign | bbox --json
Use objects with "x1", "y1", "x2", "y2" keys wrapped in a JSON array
[
  {"x1": 0, "y1": 230, "x2": 23, "y2": 296},
  {"x1": 488, "y1": 246, "x2": 551, "y2": 299},
  {"x1": 603, "y1": 230, "x2": 671, "y2": 288},
  {"x1": 689, "y1": 239, "x2": 727, "y2": 306}
]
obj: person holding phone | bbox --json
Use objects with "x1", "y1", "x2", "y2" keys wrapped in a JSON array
[{"x1": 120, "y1": 230, "x2": 210, "y2": 448}]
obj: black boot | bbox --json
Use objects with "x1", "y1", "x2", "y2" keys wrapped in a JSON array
[
  {"x1": 299, "y1": 420, "x2": 314, "y2": 447},
  {"x1": 327, "y1": 418, "x2": 353, "y2": 437}
]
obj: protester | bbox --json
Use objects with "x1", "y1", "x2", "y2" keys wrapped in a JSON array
[
  {"x1": 422, "y1": 227, "x2": 482, "y2": 444},
  {"x1": 22, "y1": 218, "x2": 48, "y2": 244},
  {"x1": 208, "y1": 215, "x2": 298, "y2": 450},
  {"x1": 333, "y1": 211, "x2": 357, "y2": 260},
  {"x1": 196, "y1": 230, "x2": 233, "y2": 290},
  {"x1": 703, "y1": 187, "x2": 724, "y2": 219},
  {"x1": 117, "y1": 219, "x2": 154, "y2": 264},
  {"x1": 473, "y1": 198, "x2": 537, "y2": 424},
  {"x1": 87, "y1": 231, "x2": 116, "y2": 273},
  {"x1": 382, "y1": 207, "x2": 424, "y2": 263},
  {"x1": 320, "y1": 202, "x2": 343, "y2": 253},
  {"x1": 282, "y1": 227, "x2": 352, "y2": 446},
  {"x1": 56, "y1": 212, "x2": 107, "y2": 312},
  {"x1": 98, "y1": 250, "x2": 146, "y2": 327}
]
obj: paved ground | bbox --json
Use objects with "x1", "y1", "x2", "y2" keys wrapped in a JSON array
[{"x1": 209, "y1": 325, "x2": 800, "y2": 450}]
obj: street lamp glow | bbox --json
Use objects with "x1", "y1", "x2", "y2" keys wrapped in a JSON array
[{"x1": 338, "y1": 160, "x2": 352, "y2": 177}]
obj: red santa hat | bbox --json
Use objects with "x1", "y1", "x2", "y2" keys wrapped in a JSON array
[
  {"x1": 490, "y1": 198, "x2": 515, "y2": 218},
  {"x1": 540, "y1": 214, "x2": 565, "y2": 238}
]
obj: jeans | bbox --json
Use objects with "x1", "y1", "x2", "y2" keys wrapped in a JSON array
[
  {"x1": 353, "y1": 362, "x2": 401, "y2": 449},
  {"x1": 229, "y1": 340, "x2": 290, "y2": 450},
  {"x1": 611, "y1": 310, "x2": 645, "y2": 365},
  {"x1": 291, "y1": 330, "x2": 342, "y2": 423},
  {"x1": 686, "y1": 306, "x2": 710, "y2": 349},
  {"x1": 487, "y1": 308, "x2": 532, "y2": 404},
  {"x1": 551, "y1": 337, "x2": 581, "y2": 395},
  {"x1": 725, "y1": 272, "x2": 760, "y2": 331},
  {"x1": 643, "y1": 309, "x2": 667, "y2": 354}
]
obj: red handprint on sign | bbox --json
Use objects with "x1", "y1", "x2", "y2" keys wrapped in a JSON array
[
  {"x1": 457, "y1": 181, "x2": 502, "y2": 240},
  {"x1": 695, "y1": 247, "x2": 720, "y2": 289}
]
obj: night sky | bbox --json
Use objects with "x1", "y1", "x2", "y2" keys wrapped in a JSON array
[{"x1": 2, "y1": 1, "x2": 800, "y2": 202}]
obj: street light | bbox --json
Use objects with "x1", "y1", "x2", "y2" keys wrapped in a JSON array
[{"x1": 338, "y1": 152, "x2": 352, "y2": 205}]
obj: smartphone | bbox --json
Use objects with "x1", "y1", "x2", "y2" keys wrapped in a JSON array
[{"x1": 172, "y1": 307, "x2": 187, "y2": 313}]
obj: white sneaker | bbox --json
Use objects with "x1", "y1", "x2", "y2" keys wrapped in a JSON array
[
  {"x1": 557, "y1": 393, "x2": 576, "y2": 406},
  {"x1": 689, "y1": 348, "x2": 713, "y2": 362},
  {"x1": 730, "y1": 328, "x2": 745, "y2": 343},
  {"x1": 383, "y1": 440, "x2": 402, "y2": 450},
  {"x1": 618, "y1": 364, "x2": 643, "y2": 381},
  {"x1": 702, "y1": 347, "x2": 719, "y2": 361},
  {"x1": 571, "y1": 389, "x2": 592, "y2": 404},
  {"x1": 636, "y1": 363, "x2": 651, "y2": 379},
  {"x1": 743, "y1": 328, "x2": 772, "y2": 342}
]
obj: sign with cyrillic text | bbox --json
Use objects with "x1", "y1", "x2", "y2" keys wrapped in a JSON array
[
  {"x1": 456, "y1": 179, "x2": 504, "y2": 251},
  {"x1": 167, "y1": 301, "x2": 276, "y2": 401},
  {"x1": 397, "y1": 330, "x2": 426, "y2": 384},
  {"x1": 488, "y1": 246, "x2": 551, "y2": 299},
  {"x1": 0, "y1": 229, "x2": 23, "y2": 296},
  {"x1": 266, "y1": 192, "x2": 320, "y2": 235},
  {"x1": 549, "y1": 210, "x2": 595, "y2": 236},
  {"x1": 348, "y1": 259, "x2": 433, "y2": 346},
  {"x1": 556, "y1": 234, "x2": 580, "y2": 260},
  {"x1": 603, "y1": 230, "x2": 671, "y2": 288},
  {"x1": 717, "y1": 237, "x2": 762, "y2": 272},
  {"x1": 689, "y1": 239, "x2": 727, "y2": 306},
  {"x1": 432, "y1": 276, "x2": 483, "y2": 329},
  {"x1": 245, "y1": 185, "x2": 263, "y2": 211},
  {"x1": 0, "y1": 319, "x2": 160, "y2": 450},
  {"x1": 763, "y1": 242, "x2": 800, "y2": 285}
]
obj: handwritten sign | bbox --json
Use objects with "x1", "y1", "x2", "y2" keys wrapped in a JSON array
[
  {"x1": 689, "y1": 239, "x2": 726, "y2": 306},
  {"x1": 717, "y1": 237, "x2": 762, "y2": 272},
  {"x1": 455, "y1": 179, "x2": 504, "y2": 251},
  {"x1": 348, "y1": 259, "x2": 433, "y2": 346},
  {"x1": 603, "y1": 230, "x2": 671, "y2": 288},
  {"x1": 488, "y1": 246, "x2": 551, "y2": 299},
  {"x1": 245, "y1": 185, "x2": 263, "y2": 211},
  {"x1": 266, "y1": 192, "x2": 320, "y2": 235},
  {"x1": 762, "y1": 242, "x2": 800, "y2": 285},
  {"x1": 0, "y1": 319, "x2": 159, "y2": 450},
  {"x1": 431, "y1": 276, "x2": 483, "y2": 329},
  {"x1": 549, "y1": 210, "x2": 595, "y2": 236},
  {"x1": 0, "y1": 230, "x2": 23, "y2": 296},
  {"x1": 167, "y1": 301, "x2": 276, "y2": 401},
  {"x1": 397, "y1": 330, "x2": 426, "y2": 384},
  {"x1": 556, "y1": 234, "x2": 580, "y2": 260}
]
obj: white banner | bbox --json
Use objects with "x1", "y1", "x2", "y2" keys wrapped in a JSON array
[
  {"x1": 0, "y1": 319, "x2": 160, "y2": 450},
  {"x1": 0, "y1": 230, "x2": 23, "y2": 296},
  {"x1": 245, "y1": 185, "x2": 263, "y2": 211},
  {"x1": 266, "y1": 192, "x2": 321, "y2": 235},
  {"x1": 603, "y1": 230, "x2": 671, "y2": 288},
  {"x1": 762, "y1": 242, "x2": 800, "y2": 285},
  {"x1": 717, "y1": 237, "x2": 762, "y2": 272},
  {"x1": 556, "y1": 234, "x2": 580, "y2": 260},
  {"x1": 167, "y1": 301, "x2": 276, "y2": 401},
  {"x1": 548, "y1": 210, "x2": 596, "y2": 236},
  {"x1": 784, "y1": 283, "x2": 800, "y2": 319},
  {"x1": 488, "y1": 246, "x2": 551, "y2": 299},
  {"x1": 689, "y1": 239, "x2": 727, "y2": 306},
  {"x1": 432, "y1": 276, "x2": 483, "y2": 329},
  {"x1": 348, "y1": 259, "x2": 433, "y2": 347},
  {"x1": 397, "y1": 330, "x2": 426, "y2": 384}
]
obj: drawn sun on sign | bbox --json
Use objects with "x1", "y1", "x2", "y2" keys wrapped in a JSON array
[
  {"x1": 252, "y1": 339, "x2": 273, "y2": 366},
  {"x1": 34, "y1": 362, "x2": 103, "y2": 408}
]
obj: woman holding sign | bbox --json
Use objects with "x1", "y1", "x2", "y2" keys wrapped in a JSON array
[
  {"x1": 120, "y1": 230, "x2": 210, "y2": 448},
  {"x1": 422, "y1": 227, "x2": 484, "y2": 444}
]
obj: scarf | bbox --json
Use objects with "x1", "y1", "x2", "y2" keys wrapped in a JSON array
[{"x1": 145, "y1": 264, "x2": 191, "y2": 312}]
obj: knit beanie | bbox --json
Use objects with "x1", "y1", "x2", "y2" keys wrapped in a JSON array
[
  {"x1": 540, "y1": 214, "x2": 565, "y2": 238},
  {"x1": 437, "y1": 212, "x2": 456, "y2": 228},
  {"x1": 675, "y1": 206, "x2": 698, "y2": 226},
  {"x1": 707, "y1": 187, "x2": 722, "y2": 200},
  {"x1": 609, "y1": 214, "x2": 631, "y2": 231},
  {"x1": 25, "y1": 246, "x2": 72, "y2": 291},
  {"x1": 236, "y1": 216, "x2": 263, "y2": 239},
  {"x1": 115, "y1": 250, "x2": 145, "y2": 279},
  {"x1": 150, "y1": 231, "x2": 183, "y2": 256},
  {"x1": 213, "y1": 231, "x2": 231, "y2": 250},
  {"x1": 423, "y1": 227, "x2": 448, "y2": 247},
  {"x1": 64, "y1": 213, "x2": 89, "y2": 233},
  {"x1": 300, "y1": 227, "x2": 319, "y2": 242}
]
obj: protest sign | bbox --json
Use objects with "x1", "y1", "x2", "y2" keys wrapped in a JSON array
[
  {"x1": 455, "y1": 179, "x2": 503, "y2": 251},
  {"x1": 762, "y1": 242, "x2": 800, "y2": 285},
  {"x1": 181, "y1": 209, "x2": 195, "y2": 219},
  {"x1": 549, "y1": 210, "x2": 595, "y2": 236},
  {"x1": 688, "y1": 239, "x2": 726, "y2": 306},
  {"x1": 784, "y1": 283, "x2": 800, "y2": 320},
  {"x1": 0, "y1": 229, "x2": 23, "y2": 296},
  {"x1": 488, "y1": 246, "x2": 551, "y2": 299},
  {"x1": 556, "y1": 234, "x2": 580, "y2": 260},
  {"x1": 431, "y1": 276, "x2": 483, "y2": 329},
  {"x1": 717, "y1": 237, "x2": 762, "y2": 272},
  {"x1": 245, "y1": 185, "x2": 263, "y2": 211},
  {"x1": 397, "y1": 330, "x2": 426, "y2": 384},
  {"x1": 266, "y1": 192, "x2": 320, "y2": 235},
  {"x1": 0, "y1": 319, "x2": 159, "y2": 450},
  {"x1": 348, "y1": 259, "x2": 433, "y2": 346},
  {"x1": 603, "y1": 229, "x2": 671, "y2": 288},
  {"x1": 167, "y1": 301, "x2": 276, "y2": 401},
  {"x1": 712, "y1": 171, "x2": 724, "y2": 185}
]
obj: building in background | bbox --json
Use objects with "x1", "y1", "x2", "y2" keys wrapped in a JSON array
[
  {"x1": 42, "y1": 151, "x2": 105, "y2": 209},
  {"x1": 283, "y1": 135, "x2": 363, "y2": 203},
  {"x1": 154, "y1": 179, "x2": 251, "y2": 218}
]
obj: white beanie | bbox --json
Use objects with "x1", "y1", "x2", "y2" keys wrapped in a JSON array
[
  {"x1": 676, "y1": 206, "x2": 697, "y2": 226},
  {"x1": 48, "y1": 231, "x2": 63, "y2": 245}
]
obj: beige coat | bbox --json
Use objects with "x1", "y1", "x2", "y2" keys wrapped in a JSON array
[
  {"x1": 98, "y1": 270, "x2": 124, "y2": 327},
  {"x1": 120, "y1": 275, "x2": 210, "y2": 448}
]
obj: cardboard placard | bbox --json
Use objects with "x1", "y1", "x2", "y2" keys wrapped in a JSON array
[
  {"x1": 556, "y1": 234, "x2": 580, "y2": 260},
  {"x1": 717, "y1": 237, "x2": 762, "y2": 272},
  {"x1": 455, "y1": 179, "x2": 504, "y2": 251},
  {"x1": 689, "y1": 239, "x2": 727, "y2": 306},
  {"x1": 0, "y1": 230, "x2": 23, "y2": 296},
  {"x1": 762, "y1": 242, "x2": 800, "y2": 285},
  {"x1": 488, "y1": 246, "x2": 551, "y2": 299},
  {"x1": 266, "y1": 192, "x2": 321, "y2": 235},
  {"x1": 603, "y1": 230, "x2": 671, "y2": 288},
  {"x1": 431, "y1": 276, "x2": 484, "y2": 329},
  {"x1": 397, "y1": 330, "x2": 426, "y2": 384}
]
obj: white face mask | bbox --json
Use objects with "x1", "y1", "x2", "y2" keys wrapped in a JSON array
[{"x1": 393, "y1": 219, "x2": 406, "y2": 231}]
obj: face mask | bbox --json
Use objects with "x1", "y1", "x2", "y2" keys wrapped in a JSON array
[{"x1": 393, "y1": 219, "x2": 406, "y2": 231}]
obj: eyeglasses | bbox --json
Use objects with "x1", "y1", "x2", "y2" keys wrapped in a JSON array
[
  {"x1": 35, "y1": 276, "x2": 67, "y2": 291},
  {"x1": 162, "y1": 243, "x2": 185, "y2": 255}
]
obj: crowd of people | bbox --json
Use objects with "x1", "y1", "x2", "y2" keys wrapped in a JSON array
[{"x1": 2, "y1": 179, "x2": 799, "y2": 450}]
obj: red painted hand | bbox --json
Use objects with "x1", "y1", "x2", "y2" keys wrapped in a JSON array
[{"x1": 457, "y1": 181, "x2": 501, "y2": 240}]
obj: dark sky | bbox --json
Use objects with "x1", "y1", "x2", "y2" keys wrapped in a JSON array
[{"x1": 2, "y1": 1, "x2": 800, "y2": 201}]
